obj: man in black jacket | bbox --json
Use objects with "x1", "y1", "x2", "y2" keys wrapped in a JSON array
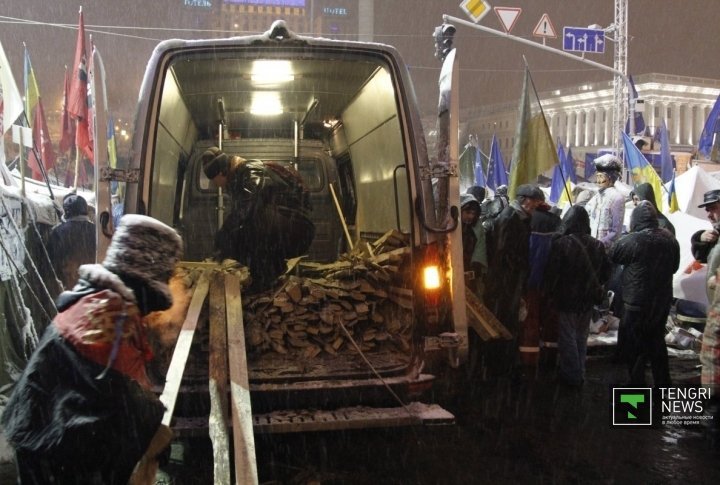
[
  {"x1": 47, "y1": 193, "x2": 96, "y2": 290},
  {"x1": 610, "y1": 201, "x2": 679, "y2": 387},
  {"x1": 544, "y1": 205, "x2": 611, "y2": 386}
]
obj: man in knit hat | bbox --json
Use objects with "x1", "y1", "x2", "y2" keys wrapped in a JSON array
[
  {"x1": 201, "y1": 146, "x2": 315, "y2": 291},
  {"x1": 47, "y1": 193, "x2": 96, "y2": 290},
  {"x1": 2, "y1": 214, "x2": 183, "y2": 484}
]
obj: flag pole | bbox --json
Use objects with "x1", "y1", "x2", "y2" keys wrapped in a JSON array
[{"x1": 73, "y1": 119, "x2": 80, "y2": 189}]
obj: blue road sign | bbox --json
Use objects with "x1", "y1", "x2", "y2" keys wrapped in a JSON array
[{"x1": 563, "y1": 27, "x2": 605, "y2": 53}]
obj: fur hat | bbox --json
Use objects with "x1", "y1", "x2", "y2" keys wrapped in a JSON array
[
  {"x1": 594, "y1": 154, "x2": 622, "y2": 179},
  {"x1": 515, "y1": 184, "x2": 545, "y2": 201},
  {"x1": 63, "y1": 193, "x2": 88, "y2": 218},
  {"x1": 102, "y1": 214, "x2": 183, "y2": 310}
]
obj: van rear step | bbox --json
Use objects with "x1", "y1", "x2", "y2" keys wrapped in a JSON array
[
  {"x1": 252, "y1": 402, "x2": 454, "y2": 433},
  {"x1": 172, "y1": 402, "x2": 454, "y2": 436}
]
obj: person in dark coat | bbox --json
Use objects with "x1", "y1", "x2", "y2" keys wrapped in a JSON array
[
  {"x1": 201, "y1": 147, "x2": 315, "y2": 292},
  {"x1": 2, "y1": 214, "x2": 183, "y2": 484},
  {"x1": 483, "y1": 184, "x2": 544, "y2": 377},
  {"x1": 630, "y1": 182, "x2": 675, "y2": 236},
  {"x1": 47, "y1": 193, "x2": 96, "y2": 290},
  {"x1": 544, "y1": 205, "x2": 611, "y2": 386},
  {"x1": 609, "y1": 201, "x2": 679, "y2": 387},
  {"x1": 461, "y1": 193, "x2": 486, "y2": 298}
]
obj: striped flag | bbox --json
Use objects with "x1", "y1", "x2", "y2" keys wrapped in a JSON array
[
  {"x1": 659, "y1": 119, "x2": 674, "y2": 183},
  {"x1": 668, "y1": 170, "x2": 679, "y2": 213},
  {"x1": 24, "y1": 47, "x2": 55, "y2": 180},
  {"x1": 621, "y1": 131, "x2": 663, "y2": 209}
]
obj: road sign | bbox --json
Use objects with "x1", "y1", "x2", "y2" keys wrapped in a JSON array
[
  {"x1": 494, "y1": 7, "x2": 522, "y2": 33},
  {"x1": 460, "y1": 0, "x2": 492, "y2": 23},
  {"x1": 533, "y1": 13, "x2": 557, "y2": 38},
  {"x1": 563, "y1": 26, "x2": 605, "y2": 53}
]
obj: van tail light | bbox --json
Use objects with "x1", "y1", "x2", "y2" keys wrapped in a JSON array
[{"x1": 423, "y1": 265, "x2": 441, "y2": 290}]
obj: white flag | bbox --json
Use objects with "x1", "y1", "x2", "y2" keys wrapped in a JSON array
[{"x1": 0, "y1": 41, "x2": 24, "y2": 135}]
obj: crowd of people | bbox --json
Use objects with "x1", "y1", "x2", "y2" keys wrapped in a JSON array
[{"x1": 461, "y1": 155, "x2": 719, "y2": 447}]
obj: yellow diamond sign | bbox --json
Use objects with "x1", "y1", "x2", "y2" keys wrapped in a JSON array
[{"x1": 461, "y1": 0, "x2": 492, "y2": 23}]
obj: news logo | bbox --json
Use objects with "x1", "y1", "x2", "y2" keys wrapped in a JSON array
[{"x1": 612, "y1": 388, "x2": 652, "y2": 426}]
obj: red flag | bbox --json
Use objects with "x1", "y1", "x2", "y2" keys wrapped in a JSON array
[
  {"x1": 27, "y1": 99, "x2": 56, "y2": 180},
  {"x1": 68, "y1": 8, "x2": 93, "y2": 163},
  {"x1": 68, "y1": 8, "x2": 87, "y2": 120},
  {"x1": 59, "y1": 67, "x2": 75, "y2": 153}
]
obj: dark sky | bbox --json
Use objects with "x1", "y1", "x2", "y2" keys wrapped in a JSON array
[{"x1": 1, "y1": 0, "x2": 719, "y2": 121}]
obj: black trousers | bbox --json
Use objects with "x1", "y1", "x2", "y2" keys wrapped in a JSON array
[{"x1": 620, "y1": 303, "x2": 671, "y2": 388}]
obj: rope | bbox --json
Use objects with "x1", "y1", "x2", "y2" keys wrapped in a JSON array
[
  {"x1": 0, "y1": 235, "x2": 53, "y2": 324},
  {"x1": 336, "y1": 319, "x2": 414, "y2": 419}
]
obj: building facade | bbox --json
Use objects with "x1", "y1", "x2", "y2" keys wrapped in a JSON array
[{"x1": 461, "y1": 73, "x2": 720, "y2": 165}]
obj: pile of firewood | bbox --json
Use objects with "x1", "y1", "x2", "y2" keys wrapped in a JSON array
[{"x1": 243, "y1": 230, "x2": 414, "y2": 357}]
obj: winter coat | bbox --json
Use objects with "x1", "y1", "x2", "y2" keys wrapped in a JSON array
[
  {"x1": 1, "y1": 264, "x2": 163, "y2": 484},
  {"x1": 691, "y1": 225, "x2": 720, "y2": 301},
  {"x1": 47, "y1": 216, "x2": 96, "y2": 289},
  {"x1": 217, "y1": 160, "x2": 315, "y2": 291},
  {"x1": 483, "y1": 200, "x2": 531, "y2": 330},
  {"x1": 609, "y1": 201, "x2": 680, "y2": 309},
  {"x1": 585, "y1": 185, "x2": 625, "y2": 248},
  {"x1": 544, "y1": 205, "x2": 611, "y2": 313},
  {"x1": 527, "y1": 206, "x2": 562, "y2": 290},
  {"x1": 633, "y1": 182, "x2": 675, "y2": 236}
]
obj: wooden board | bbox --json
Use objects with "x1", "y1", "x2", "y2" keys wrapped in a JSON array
[
  {"x1": 208, "y1": 275, "x2": 231, "y2": 485},
  {"x1": 465, "y1": 289, "x2": 513, "y2": 341},
  {"x1": 225, "y1": 273, "x2": 258, "y2": 485},
  {"x1": 159, "y1": 270, "x2": 211, "y2": 426}
]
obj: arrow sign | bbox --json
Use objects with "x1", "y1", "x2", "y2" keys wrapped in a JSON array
[
  {"x1": 533, "y1": 13, "x2": 557, "y2": 38},
  {"x1": 460, "y1": 0, "x2": 492, "y2": 23},
  {"x1": 563, "y1": 26, "x2": 605, "y2": 53},
  {"x1": 494, "y1": 7, "x2": 522, "y2": 33}
]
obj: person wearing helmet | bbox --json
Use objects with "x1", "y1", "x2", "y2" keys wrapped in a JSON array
[{"x1": 584, "y1": 154, "x2": 626, "y2": 248}]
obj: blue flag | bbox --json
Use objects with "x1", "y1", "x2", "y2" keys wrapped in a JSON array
[
  {"x1": 624, "y1": 75, "x2": 646, "y2": 136},
  {"x1": 699, "y1": 93, "x2": 720, "y2": 158},
  {"x1": 565, "y1": 146, "x2": 577, "y2": 184},
  {"x1": 549, "y1": 164, "x2": 564, "y2": 204},
  {"x1": 487, "y1": 134, "x2": 508, "y2": 190},
  {"x1": 474, "y1": 145, "x2": 486, "y2": 187},
  {"x1": 659, "y1": 119, "x2": 673, "y2": 183}
]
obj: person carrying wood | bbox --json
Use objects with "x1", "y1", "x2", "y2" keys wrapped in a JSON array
[
  {"x1": 1, "y1": 214, "x2": 183, "y2": 484},
  {"x1": 201, "y1": 146, "x2": 315, "y2": 292}
]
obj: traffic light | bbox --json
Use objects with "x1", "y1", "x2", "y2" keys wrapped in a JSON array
[{"x1": 433, "y1": 23, "x2": 456, "y2": 61}]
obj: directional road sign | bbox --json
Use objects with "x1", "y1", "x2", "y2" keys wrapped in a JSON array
[
  {"x1": 563, "y1": 26, "x2": 605, "y2": 53},
  {"x1": 460, "y1": 0, "x2": 492, "y2": 23}
]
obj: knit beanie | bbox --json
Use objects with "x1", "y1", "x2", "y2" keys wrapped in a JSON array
[
  {"x1": 201, "y1": 146, "x2": 230, "y2": 179},
  {"x1": 63, "y1": 193, "x2": 89, "y2": 218},
  {"x1": 102, "y1": 214, "x2": 183, "y2": 310}
]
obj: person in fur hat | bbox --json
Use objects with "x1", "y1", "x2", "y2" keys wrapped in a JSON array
[
  {"x1": 584, "y1": 154, "x2": 626, "y2": 248},
  {"x1": 1, "y1": 214, "x2": 183, "y2": 484}
]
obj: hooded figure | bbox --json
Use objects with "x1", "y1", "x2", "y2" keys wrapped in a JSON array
[
  {"x1": 609, "y1": 201, "x2": 679, "y2": 387},
  {"x1": 2, "y1": 215, "x2": 183, "y2": 484},
  {"x1": 47, "y1": 193, "x2": 96, "y2": 290},
  {"x1": 461, "y1": 194, "x2": 487, "y2": 299},
  {"x1": 584, "y1": 155, "x2": 626, "y2": 248},
  {"x1": 544, "y1": 205, "x2": 611, "y2": 385},
  {"x1": 631, "y1": 182, "x2": 675, "y2": 235}
]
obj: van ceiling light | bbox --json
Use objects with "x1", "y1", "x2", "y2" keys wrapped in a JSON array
[
  {"x1": 250, "y1": 92, "x2": 283, "y2": 115},
  {"x1": 251, "y1": 60, "x2": 294, "y2": 85}
]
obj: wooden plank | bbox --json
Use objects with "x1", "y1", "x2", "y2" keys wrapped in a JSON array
[
  {"x1": 159, "y1": 270, "x2": 211, "y2": 426},
  {"x1": 208, "y1": 275, "x2": 231, "y2": 485},
  {"x1": 465, "y1": 290, "x2": 513, "y2": 340},
  {"x1": 225, "y1": 274, "x2": 258, "y2": 485}
]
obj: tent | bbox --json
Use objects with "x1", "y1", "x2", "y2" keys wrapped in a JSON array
[{"x1": 662, "y1": 165, "x2": 720, "y2": 219}]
